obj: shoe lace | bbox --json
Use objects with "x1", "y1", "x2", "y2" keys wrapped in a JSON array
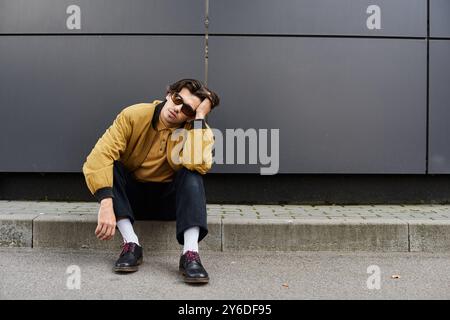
[
  {"x1": 185, "y1": 250, "x2": 200, "y2": 263},
  {"x1": 121, "y1": 242, "x2": 134, "y2": 255}
]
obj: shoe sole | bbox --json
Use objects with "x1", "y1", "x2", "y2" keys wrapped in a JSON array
[
  {"x1": 113, "y1": 257, "x2": 143, "y2": 273},
  {"x1": 179, "y1": 269, "x2": 209, "y2": 284}
]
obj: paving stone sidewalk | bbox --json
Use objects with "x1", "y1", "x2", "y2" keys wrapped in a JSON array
[{"x1": 1, "y1": 201, "x2": 450, "y2": 220}]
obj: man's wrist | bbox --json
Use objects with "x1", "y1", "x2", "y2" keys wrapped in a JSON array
[
  {"x1": 94, "y1": 186, "x2": 114, "y2": 203},
  {"x1": 195, "y1": 114, "x2": 206, "y2": 120},
  {"x1": 100, "y1": 197, "x2": 113, "y2": 206},
  {"x1": 191, "y1": 118, "x2": 207, "y2": 129}
]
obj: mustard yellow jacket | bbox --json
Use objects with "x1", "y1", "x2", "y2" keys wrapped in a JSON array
[{"x1": 82, "y1": 99, "x2": 214, "y2": 201}]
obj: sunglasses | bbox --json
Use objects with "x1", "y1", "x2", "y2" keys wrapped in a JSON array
[{"x1": 170, "y1": 92, "x2": 196, "y2": 117}]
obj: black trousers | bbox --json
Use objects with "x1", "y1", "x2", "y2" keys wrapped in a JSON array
[{"x1": 111, "y1": 160, "x2": 208, "y2": 245}]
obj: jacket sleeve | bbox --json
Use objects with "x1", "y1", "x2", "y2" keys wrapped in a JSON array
[
  {"x1": 82, "y1": 110, "x2": 131, "y2": 202},
  {"x1": 180, "y1": 119, "x2": 215, "y2": 175}
]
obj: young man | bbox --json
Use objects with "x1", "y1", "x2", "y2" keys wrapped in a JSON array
[{"x1": 82, "y1": 79, "x2": 220, "y2": 284}]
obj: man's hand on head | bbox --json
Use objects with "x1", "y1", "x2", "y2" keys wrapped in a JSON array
[{"x1": 195, "y1": 98, "x2": 212, "y2": 119}]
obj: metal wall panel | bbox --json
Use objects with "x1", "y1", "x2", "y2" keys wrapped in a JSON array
[
  {"x1": 0, "y1": 0, "x2": 204, "y2": 34},
  {"x1": 0, "y1": 36, "x2": 204, "y2": 172},
  {"x1": 428, "y1": 1, "x2": 450, "y2": 172},
  {"x1": 0, "y1": 0, "x2": 442, "y2": 175},
  {"x1": 207, "y1": 37, "x2": 427, "y2": 173},
  {"x1": 429, "y1": 40, "x2": 450, "y2": 173},
  {"x1": 209, "y1": 0, "x2": 426, "y2": 37},
  {"x1": 430, "y1": 0, "x2": 450, "y2": 38}
]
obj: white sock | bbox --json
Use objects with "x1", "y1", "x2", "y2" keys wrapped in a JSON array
[
  {"x1": 183, "y1": 226, "x2": 200, "y2": 254},
  {"x1": 117, "y1": 218, "x2": 140, "y2": 245}
]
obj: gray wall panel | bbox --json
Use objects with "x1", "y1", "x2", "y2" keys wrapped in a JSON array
[
  {"x1": 0, "y1": 0, "x2": 204, "y2": 34},
  {"x1": 209, "y1": 0, "x2": 426, "y2": 37},
  {"x1": 0, "y1": 36, "x2": 204, "y2": 172},
  {"x1": 430, "y1": 0, "x2": 450, "y2": 38},
  {"x1": 0, "y1": 1, "x2": 442, "y2": 175},
  {"x1": 429, "y1": 40, "x2": 450, "y2": 173},
  {"x1": 208, "y1": 37, "x2": 426, "y2": 173}
]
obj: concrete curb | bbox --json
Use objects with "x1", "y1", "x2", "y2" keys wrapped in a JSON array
[
  {"x1": 1, "y1": 212, "x2": 450, "y2": 252},
  {"x1": 222, "y1": 218, "x2": 409, "y2": 252},
  {"x1": 409, "y1": 220, "x2": 450, "y2": 252},
  {"x1": 0, "y1": 213, "x2": 38, "y2": 247},
  {"x1": 32, "y1": 214, "x2": 222, "y2": 252}
]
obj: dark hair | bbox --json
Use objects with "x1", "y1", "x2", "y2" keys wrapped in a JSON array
[{"x1": 166, "y1": 78, "x2": 220, "y2": 109}]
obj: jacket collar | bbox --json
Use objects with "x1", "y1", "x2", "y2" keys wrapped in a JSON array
[{"x1": 151, "y1": 99, "x2": 165, "y2": 130}]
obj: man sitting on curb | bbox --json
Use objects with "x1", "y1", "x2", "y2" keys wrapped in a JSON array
[{"x1": 82, "y1": 78, "x2": 220, "y2": 284}]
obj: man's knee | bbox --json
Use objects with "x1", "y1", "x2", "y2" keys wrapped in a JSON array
[{"x1": 175, "y1": 167, "x2": 204, "y2": 192}]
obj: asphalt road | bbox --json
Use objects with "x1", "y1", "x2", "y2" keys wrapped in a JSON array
[{"x1": 0, "y1": 248, "x2": 449, "y2": 300}]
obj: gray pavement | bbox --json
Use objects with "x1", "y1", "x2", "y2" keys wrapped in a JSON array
[{"x1": 0, "y1": 248, "x2": 449, "y2": 300}]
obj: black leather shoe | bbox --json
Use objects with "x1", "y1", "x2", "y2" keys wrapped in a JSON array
[
  {"x1": 113, "y1": 242, "x2": 143, "y2": 273},
  {"x1": 179, "y1": 251, "x2": 209, "y2": 284}
]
